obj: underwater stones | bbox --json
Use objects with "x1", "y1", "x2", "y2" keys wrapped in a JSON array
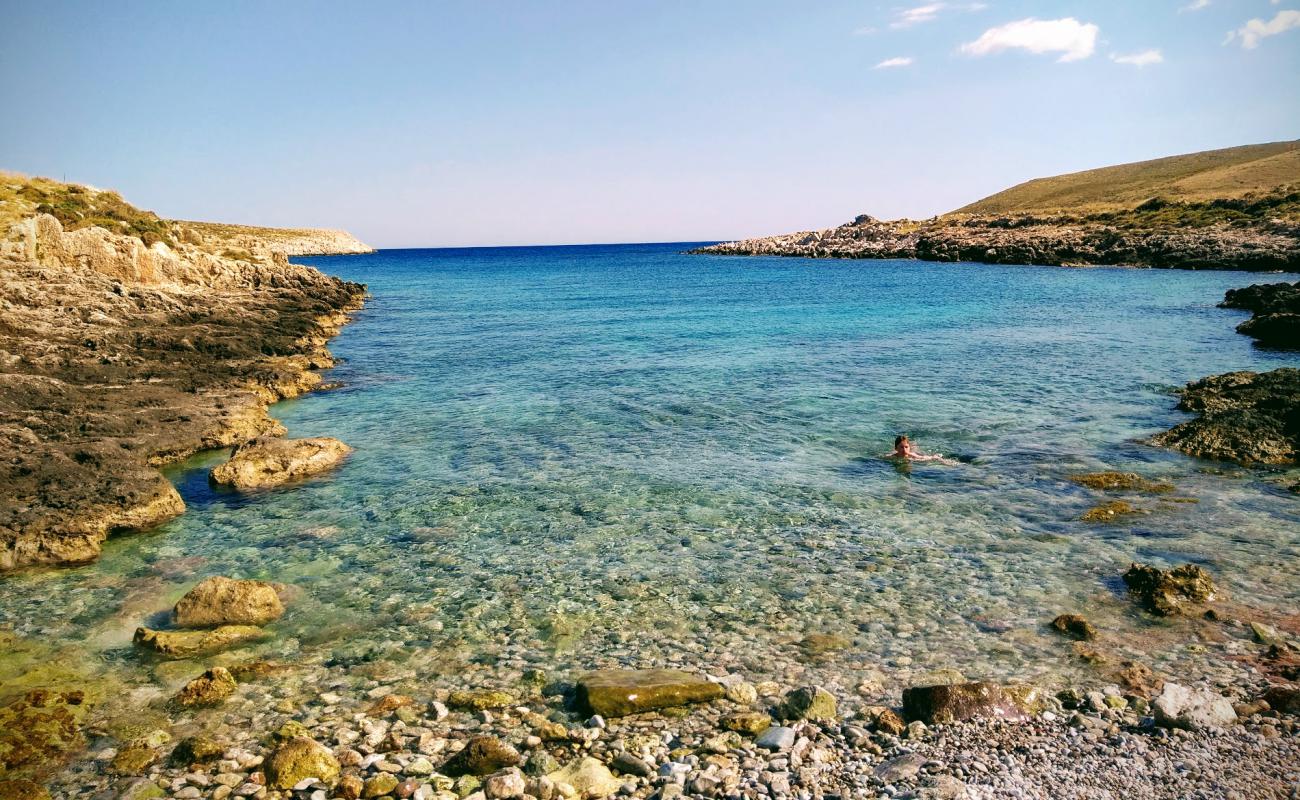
[
  {"x1": 0, "y1": 688, "x2": 89, "y2": 774},
  {"x1": 902, "y1": 682, "x2": 1044, "y2": 725},
  {"x1": 447, "y1": 689, "x2": 517, "y2": 711},
  {"x1": 546, "y1": 758, "x2": 622, "y2": 799},
  {"x1": 797, "y1": 633, "x2": 851, "y2": 660},
  {"x1": 172, "y1": 576, "x2": 284, "y2": 627},
  {"x1": 720, "y1": 712, "x2": 771, "y2": 735},
  {"x1": 777, "y1": 686, "x2": 836, "y2": 722},
  {"x1": 1051, "y1": 614, "x2": 1098, "y2": 641},
  {"x1": 575, "y1": 669, "x2": 723, "y2": 718},
  {"x1": 209, "y1": 436, "x2": 352, "y2": 490},
  {"x1": 1069, "y1": 472, "x2": 1174, "y2": 493},
  {"x1": 362, "y1": 773, "x2": 399, "y2": 798},
  {"x1": 1079, "y1": 501, "x2": 1139, "y2": 523},
  {"x1": 265, "y1": 736, "x2": 340, "y2": 790},
  {"x1": 754, "y1": 726, "x2": 796, "y2": 752},
  {"x1": 171, "y1": 736, "x2": 224, "y2": 765},
  {"x1": 133, "y1": 625, "x2": 267, "y2": 659},
  {"x1": 1122, "y1": 563, "x2": 1216, "y2": 616},
  {"x1": 610, "y1": 752, "x2": 653, "y2": 778},
  {"x1": 0, "y1": 780, "x2": 51, "y2": 800},
  {"x1": 171, "y1": 667, "x2": 237, "y2": 708},
  {"x1": 1153, "y1": 683, "x2": 1237, "y2": 730},
  {"x1": 440, "y1": 736, "x2": 522, "y2": 777},
  {"x1": 368, "y1": 693, "x2": 415, "y2": 716},
  {"x1": 110, "y1": 743, "x2": 159, "y2": 775}
]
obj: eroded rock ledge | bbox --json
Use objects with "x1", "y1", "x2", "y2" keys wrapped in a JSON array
[{"x1": 0, "y1": 210, "x2": 368, "y2": 571}]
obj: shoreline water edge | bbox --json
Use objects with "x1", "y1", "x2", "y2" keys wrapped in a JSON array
[{"x1": 2, "y1": 179, "x2": 1300, "y2": 799}]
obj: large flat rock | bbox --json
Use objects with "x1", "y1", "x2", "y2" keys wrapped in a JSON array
[
  {"x1": 209, "y1": 436, "x2": 352, "y2": 490},
  {"x1": 575, "y1": 669, "x2": 723, "y2": 718}
]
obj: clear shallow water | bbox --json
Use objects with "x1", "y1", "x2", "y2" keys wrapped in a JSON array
[{"x1": 4, "y1": 245, "x2": 1300, "y2": 706}]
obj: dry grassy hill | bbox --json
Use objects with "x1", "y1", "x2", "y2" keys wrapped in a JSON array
[{"x1": 952, "y1": 140, "x2": 1300, "y2": 216}]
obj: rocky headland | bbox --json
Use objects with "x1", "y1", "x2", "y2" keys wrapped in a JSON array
[
  {"x1": 1220, "y1": 281, "x2": 1300, "y2": 350},
  {"x1": 0, "y1": 174, "x2": 369, "y2": 571}
]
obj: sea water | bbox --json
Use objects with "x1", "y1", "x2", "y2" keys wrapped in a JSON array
[{"x1": 3, "y1": 244, "x2": 1298, "y2": 705}]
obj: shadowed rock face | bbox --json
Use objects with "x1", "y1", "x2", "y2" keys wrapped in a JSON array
[
  {"x1": 0, "y1": 213, "x2": 367, "y2": 572},
  {"x1": 1151, "y1": 369, "x2": 1300, "y2": 465}
]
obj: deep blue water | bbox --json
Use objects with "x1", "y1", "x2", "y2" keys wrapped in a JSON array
[{"x1": 4, "y1": 244, "x2": 1298, "y2": 699}]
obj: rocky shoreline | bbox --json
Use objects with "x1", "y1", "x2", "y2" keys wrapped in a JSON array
[
  {"x1": 0, "y1": 186, "x2": 369, "y2": 571},
  {"x1": 691, "y1": 193, "x2": 1300, "y2": 272}
]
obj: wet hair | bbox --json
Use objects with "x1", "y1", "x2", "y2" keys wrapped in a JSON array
[{"x1": 894, "y1": 435, "x2": 907, "y2": 447}]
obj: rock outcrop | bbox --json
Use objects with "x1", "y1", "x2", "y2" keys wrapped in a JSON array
[
  {"x1": 209, "y1": 437, "x2": 352, "y2": 490},
  {"x1": 1122, "y1": 563, "x2": 1216, "y2": 617},
  {"x1": 172, "y1": 576, "x2": 285, "y2": 627},
  {"x1": 0, "y1": 184, "x2": 369, "y2": 571},
  {"x1": 1150, "y1": 369, "x2": 1300, "y2": 465},
  {"x1": 1220, "y1": 281, "x2": 1300, "y2": 349}
]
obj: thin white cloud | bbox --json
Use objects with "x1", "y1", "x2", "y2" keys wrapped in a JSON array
[
  {"x1": 874, "y1": 56, "x2": 915, "y2": 69},
  {"x1": 1226, "y1": 9, "x2": 1300, "y2": 48},
  {"x1": 1111, "y1": 49, "x2": 1164, "y2": 66},
  {"x1": 1180, "y1": 0, "x2": 1210, "y2": 11},
  {"x1": 960, "y1": 17, "x2": 1100, "y2": 62},
  {"x1": 890, "y1": 2, "x2": 986, "y2": 29}
]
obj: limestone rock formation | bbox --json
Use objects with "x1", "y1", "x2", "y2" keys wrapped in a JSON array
[
  {"x1": 208, "y1": 437, "x2": 352, "y2": 490},
  {"x1": 172, "y1": 576, "x2": 284, "y2": 627},
  {"x1": 1151, "y1": 369, "x2": 1299, "y2": 464}
]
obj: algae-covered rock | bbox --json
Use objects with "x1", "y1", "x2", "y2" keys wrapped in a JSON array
[
  {"x1": 362, "y1": 773, "x2": 399, "y2": 797},
  {"x1": 1051, "y1": 614, "x2": 1098, "y2": 641},
  {"x1": 0, "y1": 689, "x2": 90, "y2": 775},
  {"x1": 1080, "y1": 500, "x2": 1139, "y2": 523},
  {"x1": 797, "y1": 633, "x2": 851, "y2": 660},
  {"x1": 171, "y1": 735, "x2": 224, "y2": 765},
  {"x1": 264, "y1": 736, "x2": 340, "y2": 789},
  {"x1": 171, "y1": 667, "x2": 237, "y2": 708},
  {"x1": 575, "y1": 669, "x2": 723, "y2": 717},
  {"x1": 721, "y1": 712, "x2": 771, "y2": 735},
  {"x1": 546, "y1": 757, "x2": 622, "y2": 799},
  {"x1": 447, "y1": 689, "x2": 517, "y2": 711},
  {"x1": 1123, "y1": 563, "x2": 1216, "y2": 616},
  {"x1": 902, "y1": 682, "x2": 1043, "y2": 724},
  {"x1": 172, "y1": 576, "x2": 284, "y2": 627},
  {"x1": 1069, "y1": 472, "x2": 1173, "y2": 493},
  {"x1": 133, "y1": 625, "x2": 267, "y2": 658},
  {"x1": 0, "y1": 779, "x2": 52, "y2": 800},
  {"x1": 778, "y1": 686, "x2": 837, "y2": 721},
  {"x1": 109, "y1": 744, "x2": 159, "y2": 775},
  {"x1": 440, "y1": 736, "x2": 521, "y2": 777},
  {"x1": 210, "y1": 436, "x2": 352, "y2": 489}
]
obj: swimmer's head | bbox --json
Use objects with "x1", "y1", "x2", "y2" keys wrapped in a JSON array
[{"x1": 894, "y1": 435, "x2": 908, "y2": 448}]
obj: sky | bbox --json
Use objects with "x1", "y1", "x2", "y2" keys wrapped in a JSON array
[{"x1": 2, "y1": 1, "x2": 1298, "y2": 248}]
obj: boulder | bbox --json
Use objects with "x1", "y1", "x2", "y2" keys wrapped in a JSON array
[
  {"x1": 440, "y1": 736, "x2": 522, "y2": 777},
  {"x1": 1051, "y1": 614, "x2": 1097, "y2": 641},
  {"x1": 1262, "y1": 686, "x2": 1300, "y2": 715},
  {"x1": 172, "y1": 576, "x2": 284, "y2": 627},
  {"x1": 1152, "y1": 683, "x2": 1237, "y2": 730},
  {"x1": 133, "y1": 625, "x2": 267, "y2": 659},
  {"x1": 1122, "y1": 563, "x2": 1215, "y2": 616},
  {"x1": 546, "y1": 758, "x2": 622, "y2": 799},
  {"x1": 777, "y1": 685, "x2": 837, "y2": 721},
  {"x1": 209, "y1": 436, "x2": 352, "y2": 490},
  {"x1": 483, "y1": 768, "x2": 526, "y2": 800},
  {"x1": 171, "y1": 667, "x2": 237, "y2": 708},
  {"x1": 575, "y1": 669, "x2": 723, "y2": 717},
  {"x1": 902, "y1": 682, "x2": 1044, "y2": 725},
  {"x1": 265, "y1": 736, "x2": 340, "y2": 789}
]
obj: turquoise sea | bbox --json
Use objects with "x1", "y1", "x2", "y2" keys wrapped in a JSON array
[{"x1": 4, "y1": 244, "x2": 1299, "y2": 705}]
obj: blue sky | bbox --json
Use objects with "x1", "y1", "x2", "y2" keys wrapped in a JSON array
[{"x1": 2, "y1": 1, "x2": 1298, "y2": 247}]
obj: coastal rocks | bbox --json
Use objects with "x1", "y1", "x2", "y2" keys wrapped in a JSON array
[
  {"x1": 754, "y1": 727, "x2": 796, "y2": 752},
  {"x1": 264, "y1": 737, "x2": 340, "y2": 790},
  {"x1": 209, "y1": 437, "x2": 352, "y2": 490},
  {"x1": 575, "y1": 669, "x2": 723, "y2": 718},
  {"x1": 440, "y1": 736, "x2": 521, "y2": 777},
  {"x1": 1151, "y1": 369, "x2": 1300, "y2": 464},
  {"x1": 1221, "y1": 281, "x2": 1300, "y2": 349},
  {"x1": 1069, "y1": 472, "x2": 1174, "y2": 493},
  {"x1": 447, "y1": 689, "x2": 518, "y2": 711},
  {"x1": 133, "y1": 625, "x2": 267, "y2": 658},
  {"x1": 1122, "y1": 563, "x2": 1216, "y2": 616},
  {"x1": 172, "y1": 576, "x2": 284, "y2": 627},
  {"x1": 1079, "y1": 501, "x2": 1140, "y2": 523},
  {"x1": 777, "y1": 686, "x2": 837, "y2": 721},
  {"x1": 902, "y1": 682, "x2": 1044, "y2": 725},
  {"x1": 1152, "y1": 683, "x2": 1237, "y2": 730},
  {"x1": 171, "y1": 667, "x2": 237, "y2": 708},
  {"x1": 546, "y1": 758, "x2": 621, "y2": 799},
  {"x1": 1051, "y1": 614, "x2": 1098, "y2": 641}
]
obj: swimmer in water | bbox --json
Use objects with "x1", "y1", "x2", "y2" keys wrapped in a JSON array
[{"x1": 885, "y1": 435, "x2": 953, "y2": 463}]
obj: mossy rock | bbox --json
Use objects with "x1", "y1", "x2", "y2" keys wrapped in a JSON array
[
  {"x1": 446, "y1": 689, "x2": 517, "y2": 711},
  {"x1": 575, "y1": 669, "x2": 723, "y2": 717},
  {"x1": 264, "y1": 737, "x2": 340, "y2": 789},
  {"x1": 1051, "y1": 614, "x2": 1098, "y2": 641},
  {"x1": 171, "y1": 667, "x2": 237, "y2": 708},
  {"x1": 1069, "y1": 471, "x2": 1174, "y2": 493},
  {"x1": 134, "y1": 625, "x2": 268, "y2": 659},
  {"x1": 1080, "y1": 501, "x2": 1140, "y2": 523},
  {"x1": 0, "y1": 779, "x2": 52, "y2": 800},
  {"x1": 721, "y1": 712, "x2": 772, "y2": 735},
  {"x1": 902, "y1": 681, "x2": 1044, "y2": 724},
  {"x1": 1123, "y1": 563, "x2": 1216, "y2": 616},
  {"x1": 778, "y1": 686, "x2": 837, "y2": 721},
  {"x1": 109, "y1": 744, "x2": 159, "y2": 775},
  {"x1": 0, "y1": 689, "x2": 91, "y2": 775},
  {"x1": 439, "y1": 736, "x2": 521, "y2": 777},
  {"x1": 171, "y1": 736, "x2": 224, "y2": 765}
]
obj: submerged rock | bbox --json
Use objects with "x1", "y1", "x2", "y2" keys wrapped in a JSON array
[
  {"x1": 1069, "y1": 471, "x2": 1174, "y2": 493},
  {"x1": 133, "y1": 625, "x2": 267, "y2": 658},
  {"x1": 1051, "y1": 614, "x2": 1098, "y2": 641},
  {"x1": 170, "y1": 736, "x2": 224, "y2": 765},
  {"x1": 209, "y1": 436, "x2": 352, "y2": 489},
  {"x1": 265, "y1": 736, "x2": 340, "y2": 789},
  {"x1": 902, "y1": 682, "x2": 1044, "y2": 725},
  {"x1": 440, "y1": 736, "x2": 521, "y2": 777},
  {"x1": 0, "y1": 779, "x2": 52, "y2": 800},
  {"x1": 1151, "y1": 369, "x2": 1300, "y2": 464},
  {"x1": 1122, "y1": 563, "x2": 1216, "y2": 616},
  {"x1": 546, "y1": 757, "x2": 622, "y2": 799},
  {"x1": 1079, "y1": 501, "x2": 1140, "y2": 523},
  {"x1": 777, "y1": 685, "x2": 837, "y2": 721},
  {"x1": 447, "y1": 689, "x2": 517, "y2": 711},
  {"x1": 171, "y1": 667, "x2": 237, "y2": 708},
  {"x1": 172, "y1": 576, "x2": 284, "y2": 627},
  {"x1": 0, "y1": 688, "x2": 90, "y2": 776},
  {"x1": 575, "y1": 669, "x2": 723, "y2": 718},
  {"x1": 1153, "y1": 683, "x2": 1237, "y2": 730}
]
